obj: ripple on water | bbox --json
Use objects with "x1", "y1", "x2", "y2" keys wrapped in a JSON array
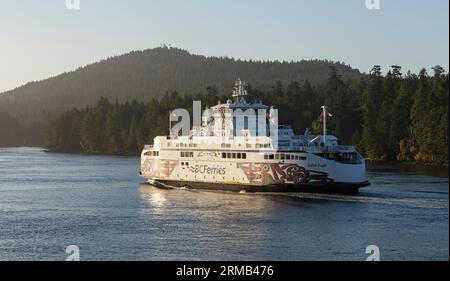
[{"x1": 0, "y1": 148, "x2": 448, "y2": 261}]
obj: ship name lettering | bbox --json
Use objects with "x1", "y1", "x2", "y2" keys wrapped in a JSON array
[{"x1": 188, "y1": 165, "x2": 226, "y2": 175}]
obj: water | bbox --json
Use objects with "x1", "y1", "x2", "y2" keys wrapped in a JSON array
[{"x1": 0, "y1": 147, "x2": 448, "y2": 261}]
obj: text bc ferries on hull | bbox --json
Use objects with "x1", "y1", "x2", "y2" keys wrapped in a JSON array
[{"x1": 140, "y1": 79, "x2": 370, "y2": 193}]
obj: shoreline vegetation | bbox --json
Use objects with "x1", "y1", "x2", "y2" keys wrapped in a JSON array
[
  {"x1": 3, "y1": 147, "x2": 448, "y2": 169},
  {"x1": 41, "y1": 65, "x2": 449, "y2": 165}
]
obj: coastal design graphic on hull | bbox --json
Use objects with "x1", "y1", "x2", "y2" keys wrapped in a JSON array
[
  {"x1": 140, "y1": 79, "x2": 370, "y2": 193},
  {"x1": 142, "y1": 159, "x2": 179, "y2": 178},
  {"x1": 239, "y1": 163, "x2": 310, "y2": 185}
]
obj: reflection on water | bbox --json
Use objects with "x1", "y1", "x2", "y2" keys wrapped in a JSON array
[
  {"x1": 0, "y1": 148, "x2": 448, "y2": 261},
  {"x1": 141, "y1": 186, "x2": 168, "y2": 210}
]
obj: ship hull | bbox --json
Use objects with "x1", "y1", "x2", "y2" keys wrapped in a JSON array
[{"x1": 149, "y1": 179, "x2": 370, "y2": 194}]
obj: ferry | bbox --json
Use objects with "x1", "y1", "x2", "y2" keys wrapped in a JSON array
[{"x1": 140, "y1": 79, "x2": 370, "y2": 193}]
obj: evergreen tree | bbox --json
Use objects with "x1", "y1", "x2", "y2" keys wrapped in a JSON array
[{"x1": 362, "y1": 65, "x2": 383, "y2": 159}]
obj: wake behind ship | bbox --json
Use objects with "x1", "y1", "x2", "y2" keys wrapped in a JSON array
[{"x1": 140, "y1": 79, "x2": 370, "y2": 194}]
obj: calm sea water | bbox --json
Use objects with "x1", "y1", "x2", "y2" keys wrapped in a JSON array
[{"x1": 0, "y1": 147, "x2": 448, "y2": 261}]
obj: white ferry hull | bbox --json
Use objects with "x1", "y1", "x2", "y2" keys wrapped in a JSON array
[
  {"x1": 140, "y1": 79, "x2": 370, "y2": 194},
  {"x1": 140, "y1": 156, "x2": 369, "y2": 194},
  {"x1": 148, "y1": 179, "x2": 368, "y2": 194}
]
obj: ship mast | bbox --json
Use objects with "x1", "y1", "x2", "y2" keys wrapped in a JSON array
[
  {"x1": 232, "y1": 78, "x2": 248, "y2": 104},
  {"x1": 321, "y1": 106, "x2": 332, "y2": 147}
]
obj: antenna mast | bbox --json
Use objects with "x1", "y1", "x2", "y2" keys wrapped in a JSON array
[{"x1": 320, "y1": 105, "x2": 333, "y2": 147}]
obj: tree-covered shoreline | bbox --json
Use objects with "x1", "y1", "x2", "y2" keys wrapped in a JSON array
[{"x1": 43, "y1": 66, "x2": 448, "y2": 164}]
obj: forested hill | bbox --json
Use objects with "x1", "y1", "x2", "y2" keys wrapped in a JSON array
[
  {"x1": 0, "y1": 47, "x2": 361, "y2": 125},
  {"x1": 44, "y1": 66, "x2": 449, "y2": 163}
]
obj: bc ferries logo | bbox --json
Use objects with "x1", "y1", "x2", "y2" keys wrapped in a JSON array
[{"x1": 188, "y1": 165, "x2": 226, "y2": 175}]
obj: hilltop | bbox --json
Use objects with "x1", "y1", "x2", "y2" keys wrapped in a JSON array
[{"x1": 0, "y1": 47, "x2": 362, "y2": 125}]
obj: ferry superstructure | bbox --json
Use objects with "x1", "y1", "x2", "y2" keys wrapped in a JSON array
[{"x1": 140, "y1": 79, "x2": 369, "y2": 193}]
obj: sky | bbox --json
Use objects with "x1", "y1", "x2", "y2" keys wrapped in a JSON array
[{"x1": 0, "y1": 0, "x2": 448, "y2": 93}]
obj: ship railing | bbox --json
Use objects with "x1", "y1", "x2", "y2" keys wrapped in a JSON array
[
  {"x1": 144, "y1": 145, "x2": 154, "y2": 149},
  {"x1": 296, "y1": 145, "x2": 355, "y2": 152}
]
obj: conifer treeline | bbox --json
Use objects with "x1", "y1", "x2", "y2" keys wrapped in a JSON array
[{"x1": 44, "y1": 66, "x2": 449, "y2": 163}]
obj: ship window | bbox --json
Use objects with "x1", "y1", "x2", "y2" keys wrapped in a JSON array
[
  {"x1": 300, "y1": 156, "x2": 307, "y2": 160},
  {"x1": 264, "y1": 154, "x2": 269, "y2": 160},
  {"x1": 222, "y1": 152, "x2": 226, "y2": 159},
  {"x1": 280, "y1": 154, "x2": 285, "y2": 160},
  {"x1": 242, "y1": 153, "x2": 247, "y2": 159},
  {"x1": 269, "y1": 154, "x2": 275, "y2": 160},
  {"x1": 227, "y1": 153, "x2": 232, "y2": 158},
  {"x1": 313, "y1": 153, "x2": 361, "y2": 164},
  {"x1": 181, "y1": 152, "x2": 193, "y2": 158},
  {"x1": 237, "y1": 153, "x2": 242, "y2": 159},
  {"x1": 275, "y1": 154, "x2": 280, "y2": 160},
  {"x1": 286, "y1": 155, "x2": 291, "y2": 160},
  {"x1": 232, "y1": 153, "x2": 236, "y2": 159}
]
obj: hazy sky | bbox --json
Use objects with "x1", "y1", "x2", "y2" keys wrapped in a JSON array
[{"x1": 0, "y1": 0, "x2": 448, "y2": 92}]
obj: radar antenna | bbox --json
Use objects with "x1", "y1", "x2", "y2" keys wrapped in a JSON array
[{"x1": 321, "y1": 106, "x2": 333, "y2": 146}]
